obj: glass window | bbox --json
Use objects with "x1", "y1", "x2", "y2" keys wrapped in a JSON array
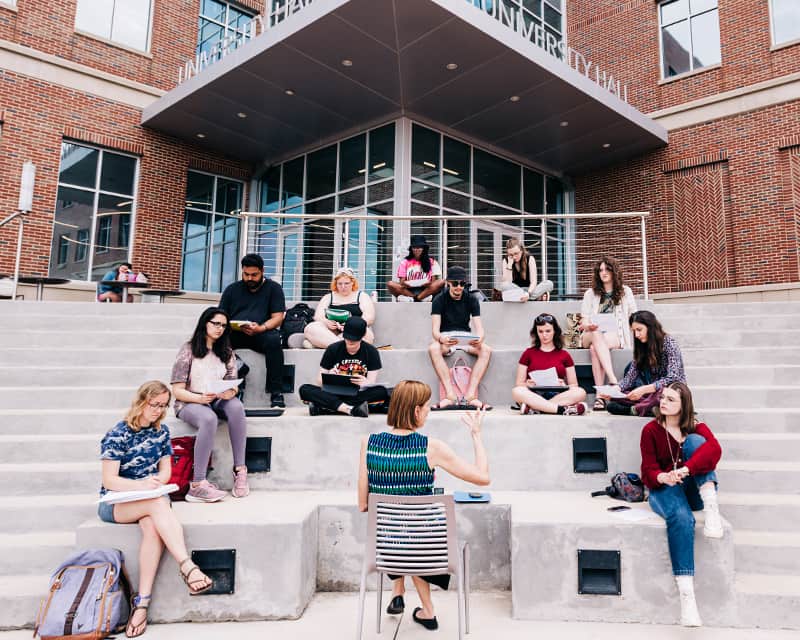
[
  {"x1": 198, "y1": 0, "x2": 255, "y2": 57},
  {"x1": 771, "y1": 0, "x2": 800, "y2": 45},
  {"x1": 306, "y1": 144, "x2": 337, "y2": 200},
  {"x1": 412, "y1": 124, "x2": 440, "y2": 183},
  {"x1": 260, "y1": 166, "x2": 281, "y2": 212},
  {"x1": 369, "y1": 123, "x2": 395, "y2": 181},
  {"x1": 443, "y1": 137, "x2": 470, "y2": 193},
  {"x1": 473, "y1": 149, "x2": 520, "y2": 209},
  {"x1": 339, "y1": 134, "x2": 366, "y2": 191},
  {"x1": 524, "y1": 169, "x2": 545, "y2": 213},
  {"x1": 659, "y1": 0, "x2": 720, "y2": 78},
  {"x1": 50, "y1": 144, "x2": 137, "y2": 281},
  {"x1": 282, "y1": 157, "x2": 304, "y2": 209},
  {"x1": 57, "y1": 235, "x2": 70, "y2": 266},
  {"x1": 181, "y1": 171, "x2": 243, "y2": 293},
  {"x1": 75, "y1": 0, "x2": 153, "y2": 51}
]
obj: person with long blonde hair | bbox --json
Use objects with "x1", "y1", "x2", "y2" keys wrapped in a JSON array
[
  {"x1": 358, "y1": 380, "x2": 489, "y2": 630},
  {"x1": 98, "y1": 381, "x2": 212, "y2": 638},
  {"x1": 304, "y1": 267, "x2": 375, "y2": 348}
]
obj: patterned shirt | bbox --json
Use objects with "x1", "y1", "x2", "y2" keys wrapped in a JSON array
[
  {"x1": 99, "y1": 421, "x2": 173, "y2": 495},
  {"x1": 620, "y1": 334, "x2": 686, "y2": 393},
  {"x1": 366, "y1": 431, "x2": 435, "y2": 496}
]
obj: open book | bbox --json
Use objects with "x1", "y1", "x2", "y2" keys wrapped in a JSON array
[
  {"x1": 98, "y1": 483, "x2": 179, "y2": 505},
  {"x1": 230, "y1": 320, "x2": 255, "y2": 331},
  {"x1": 594, "y1": 385, "x2": 627, "y2": 399}
]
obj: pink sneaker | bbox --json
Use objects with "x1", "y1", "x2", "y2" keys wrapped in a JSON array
[
  {"x1": 185, "y1": 480, "x2": 226, "y2": 503},
  {"x1": 232, "y1": 466, "x2": 250, "y2": 498},
  {"x1": 563, "y1": 402, "x2": 588, "y2": 416}
]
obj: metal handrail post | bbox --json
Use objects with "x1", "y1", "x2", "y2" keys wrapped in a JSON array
[
  {"x1": 12, "y1": 215, "x2": 24, "y2": 301},
  {"x1": 640, "y1": 214, "x2": 649, "y2": 300},
  {"x1": 540, "y1": 216, "x2": 548, "y2": 282}
]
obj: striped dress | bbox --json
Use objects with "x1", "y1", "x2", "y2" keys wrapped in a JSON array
[{"x1": 366, "y1": 431, "x2": 434, "y2": 496}]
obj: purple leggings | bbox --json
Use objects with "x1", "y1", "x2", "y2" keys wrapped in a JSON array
[{"x1": 177, "y1": 398, "x2": 247, "y2": 482}]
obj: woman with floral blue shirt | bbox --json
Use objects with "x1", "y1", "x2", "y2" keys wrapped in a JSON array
[{"x1": 99, "y1": 381, "x2": 212, "y2": 638}]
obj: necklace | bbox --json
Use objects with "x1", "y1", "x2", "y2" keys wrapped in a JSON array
[{"x1": 664, "y1": 425, "x2": 682, "y2": 470}]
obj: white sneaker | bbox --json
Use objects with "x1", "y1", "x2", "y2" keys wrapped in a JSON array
[
  {"x1": 700, "y1": 486, "x2": 724, "y2": 538},
  {"x1": 397, "y1": 295, "x2": 414, "y2": 302},
  {"x1": 676, "y1": 576, "x2": 702, "y2": 627}
]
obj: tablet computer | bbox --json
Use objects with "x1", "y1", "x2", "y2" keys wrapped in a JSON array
[
  {"x1": 321, "y1": 373, "x2": 359, "y2": 396},
  {"x1": 454, "y1": 491, "x2": 491, "y2": 503}
]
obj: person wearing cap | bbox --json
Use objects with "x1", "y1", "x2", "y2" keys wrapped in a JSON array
[
  {"x1": 304, "y1": 267, "x2": 376, "y2": 348},
  {"x1": 298, "y1": 317, "x2": 389, "y2": 418},
  {"x1": 387, "y1": 235, "x2": 445, "y2": 302},
  {"x1": 429, "y1": 266, "x2": 493, "y2": 409}
]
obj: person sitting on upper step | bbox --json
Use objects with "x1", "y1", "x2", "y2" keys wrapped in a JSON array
[
  {"x1": 428, "y1": 265, "x2": 492, "y2": 409},
  {"x1": 98, "y1": 380, "x2": 213, "y2": 638},
  {"x1": 497, "y1": 237, "x2": 553, "y2": 301},
  {"x1": 640, "y1": 381, "x2": 724, "y2": 628},
  {"x1": 299, "y1": 317, "x2": 389, "y2": 418},
  {"x1": 171, "y1": 306, "x2": 248, "y2": 503},
  {"x1": 599, "y1": 310, "x2": 685, "y2": 417},
  {"x1": 387, "y1": 235, "x2": 446, "y2": 302},
  {"x1": 304, "y1": 267, "x2": 376, "y2": 348},
  {"x1": 511, "y1": 313, "x2": 588, "y2": 415},
  {"x1": 580, "y1": 256, "x2": 638, "y2": 411}
]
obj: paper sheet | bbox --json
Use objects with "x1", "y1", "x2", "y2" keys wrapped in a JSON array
[
  {"x1": 441, "y1": 332, "x2": 480, "y2": 346},
  {"x1": 205, "y1": 378, "x2": 243, "y2": 395},
  {"x1": 230, "y1": 320, "x2": 254, "y2": 331},
  {"x1": 98, "y1": 484, "x2": 179, "y2": 505},
  {"x1": 501, "y1": 287, "x2": 528, "y2": 302},
  {"x1": 610, "y1": 507, "x2": 660, "y2": 523},
  {"x1": 594, "y1": 385, "x2": 627, "y2": 399},
  {"x1": 591, "y1": 313, "x2": 617, "y2": 334},
  {"x1": 528, "y1": 367, "x2": 560, "y2": 386}
]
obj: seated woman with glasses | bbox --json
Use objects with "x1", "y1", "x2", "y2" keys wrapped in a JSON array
[
  {"x1": 511, "y1": 314, "x2": 589, "y2": 415},
  {"x1": 170, "y1": 307, "x2": 249, "y2": 503},
  {"x1": 498, "y1": 238, "x2": 553, "y2": 301},
  {"x1": 580, "y1": 256, "x2": 637, "y2": 410},
  {"x1": 304, "y1": 267, "x2": 376, "y2": 348},
  {"x1": 98, "y1": 380, "x2": 213, "y2": 638}
]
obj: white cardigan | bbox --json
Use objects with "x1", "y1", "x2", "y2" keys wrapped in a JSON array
[{"x1": 580, "y1": 285, "x2": 637, "y2": 349}]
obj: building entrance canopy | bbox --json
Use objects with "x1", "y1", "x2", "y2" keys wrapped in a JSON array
[{"x1": 142, "y1": 0, "x2": 667, "y2": 175}]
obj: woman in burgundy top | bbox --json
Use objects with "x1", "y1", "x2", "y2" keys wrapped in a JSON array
[
  {"x1": 511, "y1": 314, "x2": 588, "y2": 415},
  {"x1": 640, "y1": 382, "x2": 723, "y2": 627}
]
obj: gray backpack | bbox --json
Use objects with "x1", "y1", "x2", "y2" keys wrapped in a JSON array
[{"x1": 34, "y1": 548, "x2": 131, "y2": 640}]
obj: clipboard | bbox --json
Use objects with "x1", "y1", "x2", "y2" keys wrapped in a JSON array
[{"x1": 321, "y1": 373, "x2": 358, "y2": 396}]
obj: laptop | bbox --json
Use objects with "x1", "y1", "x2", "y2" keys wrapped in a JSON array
[{"x1": 321, "y1": 373, "x2": 359, "y2": 396}]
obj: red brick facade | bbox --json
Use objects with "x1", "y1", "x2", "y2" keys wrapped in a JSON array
[{"x1": 568, "y1": 0, "x2": 800, "y2": 293}]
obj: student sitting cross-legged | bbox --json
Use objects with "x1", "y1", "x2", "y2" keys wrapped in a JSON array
[
  {"x1": 511, "y1": 314, "x2": 588, "y2": 415},
  {"x1": 298, "y1": 317, "x2": 390, "y2": 418}
]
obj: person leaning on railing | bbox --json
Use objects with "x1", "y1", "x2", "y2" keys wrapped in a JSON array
[
  {"x1": 580, "y1": 256, "x2": 637, "y2": 410},
  {"x1": 304, "y1": 267, "x2": 375, "y2": 348},
  {"x1": 358, "y1": 380, "x2": 489, "y2": 631}
]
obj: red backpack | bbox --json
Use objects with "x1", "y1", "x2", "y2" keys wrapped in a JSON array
[{"x1": 169, "y1": 436, "x2": 196, "y2": 501}]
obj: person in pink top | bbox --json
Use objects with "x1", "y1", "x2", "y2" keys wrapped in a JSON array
[
  {"x1": 511, "y1": 314, "x2": 588, "y2": 415},
  {"x1": 640, "y1": 381, "x2": 724, "y2": 627},
  {"x1": 387, "y1": 235, "x2": 446, "y2": 301}
]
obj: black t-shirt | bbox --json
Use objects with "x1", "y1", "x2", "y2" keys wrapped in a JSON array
[
  {"x1": 431, "y1": 289, "x2": 480, "y2": 332},
  {"x1": 320, "y1": 341, "x2": 382, "y2": 377},
  {"x1": 219, "y1": 279, "x2": 286, "y2": 324}
]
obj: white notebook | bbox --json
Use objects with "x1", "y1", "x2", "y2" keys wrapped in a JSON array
[{"x1": 98, "y1": 484, "x2": 179, "y2": 504}]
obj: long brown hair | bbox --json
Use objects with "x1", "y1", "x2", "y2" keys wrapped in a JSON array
[
  {"x1": 124, "y1": 380, "x2": 171, "y2": 431},
  {"x1": 654, "y1": 382, "x2": 697, "y2": 435},
  {"x1": 506, "y1": 237, "x2": 530, "y2": 281},
  {"x1": 591, "y1": 256, "x2": 624, "y2": 305},
  {"x1": 387, "y1": 380, "x2": 432, "y2": 431},
  {"x1": 630, "y1": 310, "x2": 667, "y2": 373}
]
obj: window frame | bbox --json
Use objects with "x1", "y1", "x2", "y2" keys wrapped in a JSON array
[
  {"x1": 769, "y1": 0, "x2": 800, "y2": 49},
  {"x1": 657, "y1": 0, "x2": 721, "y2": 80},
  {"x1": 197, "y1": 0, "x2": 256, "y2": 57},
  {"x1": 74, "y1": 0, "x2": 155, "y2": 53}
]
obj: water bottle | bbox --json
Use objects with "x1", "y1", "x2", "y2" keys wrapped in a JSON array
[{"x1": 371, "y1": 291, "x2": 378, "y2": 303}]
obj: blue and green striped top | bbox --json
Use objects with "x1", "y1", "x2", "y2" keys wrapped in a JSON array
[{"x1": 366, "y1": 431, "x2": 435, "y2": 496}]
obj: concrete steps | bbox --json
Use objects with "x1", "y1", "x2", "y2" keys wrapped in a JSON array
[
  {"x1": 0, "y1": 462, "x2": 99, "y2": 495},
  {"x1": 0, "y1": 494, "x2": 98, "y2": 533},
  {"x1": 686, "y1": 365, "x2": 800, "y2": 385},
  {"x1": 735, "y1": 573, "x2": 800, "y2": 629},
  {"x1": 716, "y1": 460, "x2": 800, "y2": 494},
  {"x1": 0, "y1": 532, "x2": 76, "y2": 574},
  {"x1": 0, "y1": 574, "x2": 50, "y2": 630},
  {"x1": 720, "y1": 493, "x2": 800, "y2": 532},
  {"x1": 734, "y1": 531, "x2": 800, "y2": 575}
]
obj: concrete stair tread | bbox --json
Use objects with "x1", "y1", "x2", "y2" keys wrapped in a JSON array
[
  {"x1": 734, "y1": 530, "x2": 800, "y2": 547},
  {"x1": 736, "y1": 573, "x2": 800, "y2": 596},
  {"x1": 0, "y1": 531, "x2": 75, "y2": 547},
  {"x1": 0, "y1": 493, "x2": 97, "y2": 508},
  {"x1": 0, "y1": 461, "x2": 99, "y2": 472},
  {"x1": 0, "y1": 574, "x2": 50, "y2": 596},
  {"x1": 717, "y1": 460, "x2": 800, "y2": 471},
  {"x1": 719, "y1": 492, "x2": 800, "y2": 506},
  {"x1": 0, "y1": 433, "x2": 101, "y2": 443},
  {"x1": 716, "y1": 433, "x2": 800, "y2": 440}
]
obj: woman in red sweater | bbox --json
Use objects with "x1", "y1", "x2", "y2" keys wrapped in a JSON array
[{"x1": 640, "y1": 381, "x2": 723, "y2": 627}]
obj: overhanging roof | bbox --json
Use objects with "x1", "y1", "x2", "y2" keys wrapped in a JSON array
[{"x1": 142, "y1": 0, "x2": 667, "y2": 175}]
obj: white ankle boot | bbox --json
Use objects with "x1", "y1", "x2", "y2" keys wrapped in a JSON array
[
  {"x1": 675, "y1": 575, "x2": 702, "y2": 627},
  {"x1": 699, "y1": 484, "x2": 724, "y2": 538}
]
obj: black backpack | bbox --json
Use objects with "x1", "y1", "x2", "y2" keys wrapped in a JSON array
[
  {"x1": 591, "y1": 472, "x2": 646, "y2": 502},
  {"x1": 281, "y1": 303, "x2": 315, "y2": 347}
]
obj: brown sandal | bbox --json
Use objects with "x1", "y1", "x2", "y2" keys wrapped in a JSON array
[
  {"x1": 125, "y1": 594, "x2": 150, "y2": 638},
  {"x1": 179, "y1": 558, "x2": 212, "y2": 595}
]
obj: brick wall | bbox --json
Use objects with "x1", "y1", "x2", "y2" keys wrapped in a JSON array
[{"x1": 0, "y1": 70, "x2": 253, "y2": 288}]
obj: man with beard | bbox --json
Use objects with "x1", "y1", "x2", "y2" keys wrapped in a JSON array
[
  {"x1": 219, "y1": 254, "x2": 287, "y2": 408},
  {"x1": 429, "y1": 265, "x2": 492, "y2": 409}
]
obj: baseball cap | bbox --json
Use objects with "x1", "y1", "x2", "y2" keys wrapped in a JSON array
[
  {"x1": 446, "y1": 265, "x2": 468, "y2": 282},
  {"x1": 342, "y1": 316, "x2": 368, "y2": 341}
]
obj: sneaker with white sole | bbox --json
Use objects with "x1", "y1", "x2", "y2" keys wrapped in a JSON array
[
  {"x1": 186, "y1": 479, "x2": 226, "y2": 503},
  {"x1": 563, "y1": 402, "x2": 588, "y2": 416},
  {"x1": 232, "y1": 467, "x2": 250, "y2": 498},
  {"x1": 397, "y1": 295, "x2": 414, "y2": 302}
]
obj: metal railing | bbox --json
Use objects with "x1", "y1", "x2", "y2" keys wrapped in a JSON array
[
  {"x1": 240, "y1": 211, "x2": 649, "y2": 302},
  {"x1": 0, "y1": 210, "x2": 26, "y2": 300}
]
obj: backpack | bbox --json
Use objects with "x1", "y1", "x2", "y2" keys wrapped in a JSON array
[
  {"x1": 591, "y1": 472, "x2": 646, "y2": 502},
  {"x1": 439, "y1": 355, "x2": 472, "y2": 403},
  {"x1": 169, "y1": 436, "x2": 196, "y2": 501},
  {"x1": 281, "y1": 303, "x2": 315, "y2": 347},
  {"x1": 34, "y1": 548, "x2": 131, "y2": 640}
]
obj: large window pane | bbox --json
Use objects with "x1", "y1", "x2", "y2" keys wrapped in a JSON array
[
  {"x1": 282, "y1": 157, "x2": 304, "y2": 208},
  {"x1": 186, "y1": 172, "x2": 214, "y2": 211},
  {"x1": 75, "y1": 0, "x2": 114, "y2": 39},
  {"x1": 662, "y1": 20, "x2": 691, "y2": 76},
  {"x1": 339, "y1": 134, "x2": 366, "y2": 191},
  {"x1": 306, "y1": 144, "x2": 337, "y2": 200},
  {"x1": 546, "y1": 177, "x2": 564, "y2": 214},
  {"x1": 216, "y1": 178, "x2": 243, "y2": 215},
  {"x1": 524, "y1": 169, "x2": 545, "y2": 213},
  {"x1": 443, "y1": 137, "x2": 470, "y2": 192},
  {"x1": 660, "y1": 0, "x2": 687, "y2": 25},
  {"x1": 473, "y1": 149, "x2": 520, "y2": 209},
  {"x1": 690, "y1": 10, "x2": 721, "y2": 68},
  {"x1": 260, "y1": 166, "x2": 281, "y2": 212},
  {"x1": 773, "y1": 0, "x2": 800, "y2": 45},
  {"x1": 60, "y1": 144, "x2": 98, "y2": 188},
  {"x1": 369, "y1": 123, "x2": 395, "y2": 181},
  {"x1": 110, "y1": 0, "x2": 151, "y2": 50},
  {"x1": 412, "y1": 124, "x2": 440, "y2": 183},
  {"x1": 100, "y1": 152, "x2": 136, "y2": 195},
  {"x1": 50, "y1": 187, "x2": 95, "y2": 279}
]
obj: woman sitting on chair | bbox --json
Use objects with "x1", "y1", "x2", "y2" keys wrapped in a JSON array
[
  {"x1": 511, "y1": 314, "x2": 588, "y2": 415},
  {"x1": 358, "y1": 380, "x2": 489, "y2": 631},
  {"x1": 98, "y1": 381, "x2": 212, "y2": 638},
  {"x1": 304, "y1": 267, "x2": 375, "y2": 348}
]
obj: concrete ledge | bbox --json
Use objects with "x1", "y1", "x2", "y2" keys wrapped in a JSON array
[{"x1": 652, "y1": 282, "x2": 800, "y2": 304}]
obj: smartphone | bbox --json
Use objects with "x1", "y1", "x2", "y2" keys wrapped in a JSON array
[
  {"x1": 468, "y1": 492, "x2": 483, "y2": 499},
  {"x1": 607, "y1": 505, "x2": 631, "y2": 512}
]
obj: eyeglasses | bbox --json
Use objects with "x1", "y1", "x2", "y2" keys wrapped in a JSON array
[
  {"x1": 534, "y1": 314, "x2": 554, "y2": 324},
  {"x1": 448, "y1": 280, "x2": 467, "y2": 288},
  {"x1": 147, "y1": 401, "x2": 169, "y2": 410},
  {"x1": 207, "y1": 320, "x2": 227, "y2": 328}
]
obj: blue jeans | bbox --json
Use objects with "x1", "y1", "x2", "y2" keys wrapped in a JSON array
[{"x1": 647, "y1": 433, "x2": 719, "y2": 576}]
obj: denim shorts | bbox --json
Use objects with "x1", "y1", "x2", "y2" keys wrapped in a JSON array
[
  {"x1": 534, "y1": 390, "x2": 560, "y2": 401},
  {"x1": 97, "y1": 501, "x2": 116, "y2": 523}
]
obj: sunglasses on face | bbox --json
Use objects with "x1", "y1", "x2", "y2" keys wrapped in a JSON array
[
  {"x1": 448, "y1": 280, "x2": 467, "y2": 288},
  {"x1": 208, "y1": 320, "x2": 227, "y2": 328},
  {"x1": 534, "y1": 314, "x2": 554, "y2": 324}
]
